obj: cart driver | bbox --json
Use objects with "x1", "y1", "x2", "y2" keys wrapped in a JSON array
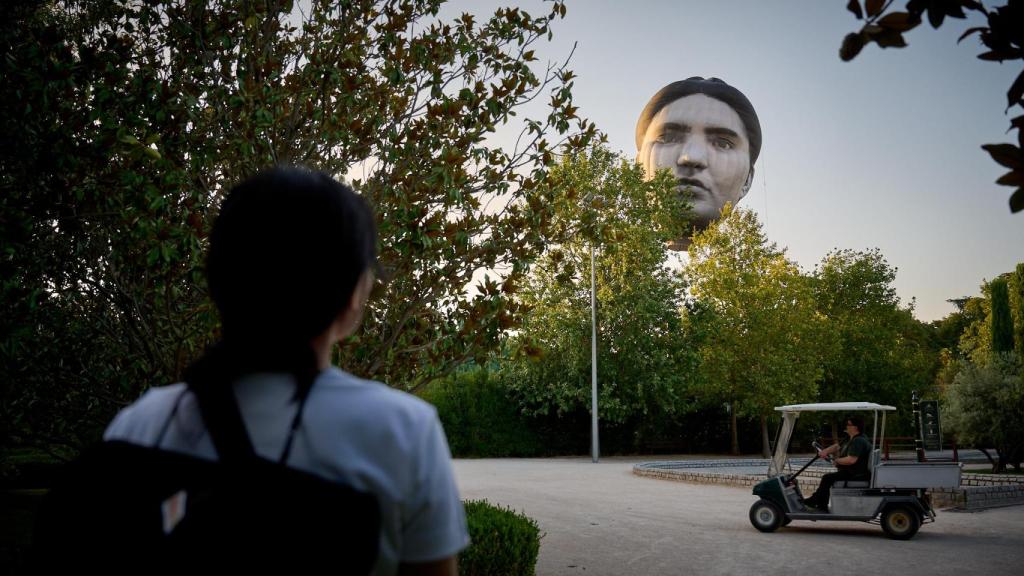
[{"x1": 802, "y1": 415, "x2": 872, "y2": 510}]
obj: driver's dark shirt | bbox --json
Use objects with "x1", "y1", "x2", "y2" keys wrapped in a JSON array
[{"x1": 837, "y1": 434, "x2": 872, "y2": 477}]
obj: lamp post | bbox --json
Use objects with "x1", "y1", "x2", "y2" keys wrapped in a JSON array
[{"x1": 590, "y1": 242, "x2": 599, "y2": 463}]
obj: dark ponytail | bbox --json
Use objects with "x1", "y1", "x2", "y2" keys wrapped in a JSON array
[{"x1": 184, "y1": 166, "x2": 378, "y2": 406}]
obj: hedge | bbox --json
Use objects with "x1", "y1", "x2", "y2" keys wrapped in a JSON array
[{"x1": 460, "y1": 499, "x2": 541, "y2": 576}]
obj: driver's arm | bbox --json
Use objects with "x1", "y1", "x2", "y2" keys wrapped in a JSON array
[
  {"x1": 834, "y1": 454, "x2": 858, "y2": 466},
  {"x1": 816, "y1": 443, "x2": 841, "y2": 458}
]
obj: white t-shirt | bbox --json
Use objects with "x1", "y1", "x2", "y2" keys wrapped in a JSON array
[{"x1": 104, "y1": 366, "x2": 470, "y2": 575}]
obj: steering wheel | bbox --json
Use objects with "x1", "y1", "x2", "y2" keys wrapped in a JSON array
[{"x1": 812, "y1": 441, "x2": 834, "y2": 463}]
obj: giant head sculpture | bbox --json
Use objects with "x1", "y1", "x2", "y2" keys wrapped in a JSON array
[{"x1": 636, "y1": 77, "x2": 762, "y2": 250}]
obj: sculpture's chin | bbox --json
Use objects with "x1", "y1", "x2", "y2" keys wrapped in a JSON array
[{"x1": 666, "y1": 238, "x2": 691, "y2": 252}]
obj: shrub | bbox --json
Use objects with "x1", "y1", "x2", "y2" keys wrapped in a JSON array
[
  {"x1": 944, "y1": 353, "x2": 1024, "y2": 471},
  {"x1": 419, "y1": 369, "x2": 546, "y2": 457},
  {"x1": 421, "y1": 366, "x2": 747, "y2": 456},
  {"x1": 460, "y1": 500, "x2": 540, "y2": 576}
]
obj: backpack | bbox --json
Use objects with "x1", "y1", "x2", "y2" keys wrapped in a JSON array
[{"x1": 32, "y1": 379, "x2": 380, "y2": 574}]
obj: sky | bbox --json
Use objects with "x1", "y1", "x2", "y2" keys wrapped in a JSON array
[{"x1": 443, "y1": 0, "x2": 1024, "y2": 322}]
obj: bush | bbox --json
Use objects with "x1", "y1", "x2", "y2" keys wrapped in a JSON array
[
  {"x1": 419, "y1": 369, "x2": 547, "y2": 457},
  {"x1": 944, "y1": 353, "x2": 1024, "y2": 471},
  {"x1": 421, "y1": 366, "x2": 749, "y2": 456},
  {"x1": 460, "y1": 500, "x2": 540, "y2": 576}
]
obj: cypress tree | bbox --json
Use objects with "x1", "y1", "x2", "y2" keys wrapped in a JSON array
[
  {"x1": 1011, "y1": 263, "x2": 1024, "y2": 356},
  {"x1": 990, "y1": 277, "x2": 1014, "y2": 353}
]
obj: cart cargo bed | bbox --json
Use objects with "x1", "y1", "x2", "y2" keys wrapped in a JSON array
[{"x1": 873, "y1": 461, "x2": 961, "y2": 489}]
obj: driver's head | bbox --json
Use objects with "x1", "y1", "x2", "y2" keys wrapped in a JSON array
[{"x1": 845, "y1": 415, "x2": 865, "y2": 436}]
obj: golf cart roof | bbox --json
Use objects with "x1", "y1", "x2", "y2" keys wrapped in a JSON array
[{"x1": 774, "y1": 402, "x2": 896, "y2": 413}]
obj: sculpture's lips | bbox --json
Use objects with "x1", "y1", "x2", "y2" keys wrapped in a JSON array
[{"x1": 676, "y1": 178, "x2": 709, "y2": 193}]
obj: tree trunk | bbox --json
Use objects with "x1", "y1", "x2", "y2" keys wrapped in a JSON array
[
  {"x1": 730, "y1": 401, "x2": 739, "y2": 455},
  {"x1": 760, "y1": 415, "x2": 771, "y2": 459},
  {"x1": 979, "y1": 447, "x2": 998, "y2": 470}
]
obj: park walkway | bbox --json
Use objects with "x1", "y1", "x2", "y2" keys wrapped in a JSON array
[{"x1": 454, "y1": 457, "x2": 1024, "y2": 576}]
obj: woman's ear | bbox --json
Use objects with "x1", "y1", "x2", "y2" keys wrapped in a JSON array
[{"x1": 332, "y1": 269, "x2": 375, "y2": 342}]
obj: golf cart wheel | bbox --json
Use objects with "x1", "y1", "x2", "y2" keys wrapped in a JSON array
[
  {"x1": 749, "y1": 499, "x2": 783, "y2": 533},
  {"x1": 881, "y1": 505, "x2": 921, "y2": 540}
]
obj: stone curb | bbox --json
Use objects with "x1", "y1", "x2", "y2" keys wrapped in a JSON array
[{"x1": 633, "y1": 462, "x2": 1024, "y2": 511}]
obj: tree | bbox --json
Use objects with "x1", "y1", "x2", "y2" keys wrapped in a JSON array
[
  {"x1": 944, "y1": 352, "x2": 1024, "y2": 471},
  {"x1": 991, "y1": 276, "x2": 1015, "y2": 352},
  {"x1": 936, "y1": 265, "x2": 1024, "y2": 411},
  {"x1": 1011, "y1": 263, "x2": 1024, "y2": 355},
  {"x1": 686, "y1": 206, "x2": 833, "y2": 456},
  {"x1": 0, "y1": 0, "x2": 596, "y2": 455},
  {"x1": 957, "y1": 274, "x2": 1024, "y2": 365},
  {"x1": 813, "y1": 248, "x2": 937, "y2": 433},
  {"x1": 839, "y1": 0, "x2": 1024, "y2": 213},
  {"x1": 959, "y1": 293, "x2": 993, "y2": 364},
  {"x1": 506, "y1": 145, "x2": 696, "y2": 438},
  {"x1": 933, "y1": 297, "x2": 979, "y2": 350}
]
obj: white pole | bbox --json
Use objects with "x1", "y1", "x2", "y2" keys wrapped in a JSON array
[{"x1": 591, "y1": 242, "x2": 599, "y2": 463}]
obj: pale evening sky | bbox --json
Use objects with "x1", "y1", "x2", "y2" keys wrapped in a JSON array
[{"x1": 444, "y1": 0, "x2": 1024, "y2": 322}]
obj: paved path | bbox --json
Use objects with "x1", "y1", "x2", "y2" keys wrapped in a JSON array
[{"x1": 453, "y1": 457, "x2": 1024, "y2": 576}]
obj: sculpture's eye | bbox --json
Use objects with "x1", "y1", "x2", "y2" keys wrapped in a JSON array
[
  {"x1": 656, "y1": 130, "x2": 684, "y2": 144},
  {"x1": 712, "y1": 137, "x2": 734, "y2": 150}
]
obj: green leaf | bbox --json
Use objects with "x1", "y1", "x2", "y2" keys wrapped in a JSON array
[
  {"x1": 996, "y1": 170, "x2": 1024, "y2": 187},
  {"x1": 957, "y1": 26, "x2": 985, "y2": 43},
  {"x1": 926, "y1": 6, "x2": 945, "y2": 28},
  {"x1": 840, "y1": 32, "x2": 866, "y2": 61},
  {"x1": 847, "y1": 0, "x2": 863, "y2": 19},
  {"x1": 981, "y1": 143, "x2": 1023, "y2": 170},
  {"x1": 877, "y1": 12, "x2": 920, "y2": 32},
  {"x1": 873, "y1": 30, "x2": 907, "y2": 48},
  {"x1": 1007, "y1": 70, "x2": 1024, "y2": 112},
  {"x1": 865, "y1": 0, "x2": 884, "y2": 18},
  {"x1": 943, "y1": 1, "x2": 967, "y2": 19},
  {"x1": 1010, "y1": 187, "x2": 1024, "y2": 213}
]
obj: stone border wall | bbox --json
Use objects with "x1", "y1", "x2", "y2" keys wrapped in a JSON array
[
  {"x1": 633, "y1": 462, "x2": 1024, "y2": 510},
  {"x1": 960, "y1": 473, "x2": 1024, "y2": 486},
  {"x1": 632, "y1": 466, "x2": 764, "y2": 489}
]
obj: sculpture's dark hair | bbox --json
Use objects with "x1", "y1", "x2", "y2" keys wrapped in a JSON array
[
  {"x1": 183, "y1": 166, "x2": 378, "y2": 403},
  {"x1": 635, "y1": 76, "x2": 762, "y2": 165}
]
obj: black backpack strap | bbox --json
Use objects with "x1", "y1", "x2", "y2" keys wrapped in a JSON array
[
  {"x1": 191, "y1": 375, "x2": 315, "y2": 465},
  {"x1": 191, "y1": 379, "x2": 256, "y2": 463},
  {"x1": 184, "y1": 341, "x2": 320, "y2": 464},
  {"x1": 153, "y1": 387, "x2": 191, "y2": 450}
]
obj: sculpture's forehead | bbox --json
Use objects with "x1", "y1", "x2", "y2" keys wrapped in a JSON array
[{"x1": 648, "y1": 94, "x2": 747, "y2": 138}]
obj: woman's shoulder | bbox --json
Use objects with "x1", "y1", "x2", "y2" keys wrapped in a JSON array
[
  {"x1": 313, "y1": 368, "x2": 440, "y2": 430},
  {"x1": 295, "y1": 369, "x2": 451, "y2": 486},
  {"x1": 104, "y1": 383, "x2": 189, "y2": 442}
]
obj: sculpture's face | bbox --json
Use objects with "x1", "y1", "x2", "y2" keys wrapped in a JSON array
[{"x1": 640, "y1": 94, "x2": 752, "y2": 234}]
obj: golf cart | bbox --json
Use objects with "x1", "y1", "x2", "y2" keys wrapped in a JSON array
[{"x1": 749, "y1": 402, "x2": 961, "y2": 540}]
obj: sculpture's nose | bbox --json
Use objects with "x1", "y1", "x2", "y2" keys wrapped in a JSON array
[{"x1": 676, "y1": 139, "x2": 707, "y2": 169}]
